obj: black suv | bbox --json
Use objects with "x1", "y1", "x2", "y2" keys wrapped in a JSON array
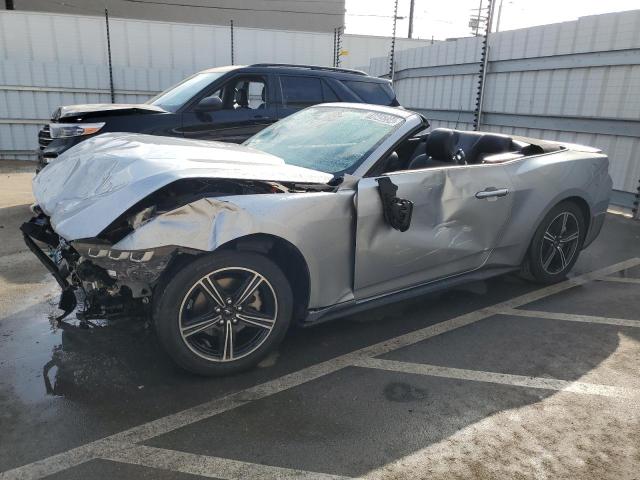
[{"x1": 37, "y1": 63, "x2": 399, "y2": 171}]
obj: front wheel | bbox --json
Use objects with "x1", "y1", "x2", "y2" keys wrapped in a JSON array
[
  {"x1": 522, "y1": 201, "x2": 586, "y2": 284},
  {"x1": 154, "y1": 251, "x2": 293, "y2": 376}
]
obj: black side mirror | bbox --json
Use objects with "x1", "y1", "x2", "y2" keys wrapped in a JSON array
[{"x1": 195, "y1": 95, "x2": 223, "y2": 112}]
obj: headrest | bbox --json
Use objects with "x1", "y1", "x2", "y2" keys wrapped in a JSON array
[
  {"x1": 425, "y1": 128, "x2": 458, "y2": 161},
  {"x1": 385, "y1": 151, "x2": 401, "y2": 171},
  {"x1": 471, "y1": 133, "x2": 513, "y2": 153},
  {"x1": 236, "y1": 89, "x2": 248, "y2": 107}
]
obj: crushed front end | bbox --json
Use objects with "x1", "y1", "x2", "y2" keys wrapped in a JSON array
[{"x1": 21, "y1": 208, "x2": 175, "y2": 322}]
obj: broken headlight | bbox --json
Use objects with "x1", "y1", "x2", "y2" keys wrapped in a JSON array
[{"x1": 73, "y1": 242, "x2": 156, "y2": 263}]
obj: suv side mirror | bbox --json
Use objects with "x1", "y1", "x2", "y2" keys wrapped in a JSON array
[{"x1": 195, "y1": 95, "x2": 223, "y2": 112}]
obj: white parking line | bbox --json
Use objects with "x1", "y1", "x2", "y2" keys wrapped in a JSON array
[
  {"x1": 102, "y1": 445, "x2": 352, "y2": 480},
  {"x1": 500, "y1": 308, "x2": 640, "y2": 328},
  {"x1": 353, "y1": 358, "x2": 640, "y2": 400},
  {"x1": 1, "y1": 257, "x2": 639, "y2": 480},
  {"x1": 597, "y1": 276, "x2": 640, "y2": 285}
]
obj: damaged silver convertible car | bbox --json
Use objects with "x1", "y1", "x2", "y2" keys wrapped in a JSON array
[{"x1": 23, "y1": 103, "x2": 612, "y2": 375}]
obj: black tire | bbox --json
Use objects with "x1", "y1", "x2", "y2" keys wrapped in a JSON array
[
  {"x1": 522, "y1": 201, "x2": 586, "y2": 284},
  {"x1": 154, "y1": 250, "x2": 293, "y2": 376}
]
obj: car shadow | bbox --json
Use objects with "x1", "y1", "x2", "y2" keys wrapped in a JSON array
[{"x1": 44, "y1": 277, "x2": 640, "y2": 405}]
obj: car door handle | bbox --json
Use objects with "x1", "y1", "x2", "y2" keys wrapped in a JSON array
[
  {"x1": 253, "y1": 114, "x2": 274, "y2": 120},
  {"x1": 475, "y1": 187, "x2": 509, "y2": 199}
]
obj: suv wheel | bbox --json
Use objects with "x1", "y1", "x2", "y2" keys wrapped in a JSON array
[{"x1": 154, "y1": 251, "x2": 292, "y2": 376}]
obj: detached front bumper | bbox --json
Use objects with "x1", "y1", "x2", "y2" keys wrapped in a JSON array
[
  {"x1": 22, "y1": 213, "x2": 179, "y2": 321},
  {"x1": 21, "y1": 217, "x2": 77, "y2": 318}
]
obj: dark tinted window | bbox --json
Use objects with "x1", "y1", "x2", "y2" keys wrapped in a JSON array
[
  {"x1": 280, "y1": 76, "x2": 323, "y2": 108},
  {"x1": 321, "y1": 80, "x2": 340, "y2": 102},
  {"x1": 343, "y1": 80, "x2": 395, "y2": 105}
]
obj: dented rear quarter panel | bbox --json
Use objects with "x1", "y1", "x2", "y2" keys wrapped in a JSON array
[{"x1": 491, "y1": 149, "x2": 611, "y2": 265}]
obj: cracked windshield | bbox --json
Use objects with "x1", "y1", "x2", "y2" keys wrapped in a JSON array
[{"x1": 244, "y1": 106, "x2": 404, "y2": 174}]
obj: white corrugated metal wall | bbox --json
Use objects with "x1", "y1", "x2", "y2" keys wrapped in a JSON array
[
  {"x1": 0, "y1": 10, "x2": 433, "y2": 159},
  {"x1": 369, "y1": 10, "x2": 640, "y2": 201}
]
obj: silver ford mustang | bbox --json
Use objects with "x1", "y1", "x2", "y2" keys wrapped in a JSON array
[{"x1": 23, "y1": 103, "x2": 612, "y2": 375}]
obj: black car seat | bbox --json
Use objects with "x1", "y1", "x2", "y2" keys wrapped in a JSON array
[
  {"x1": 235, "y1": 88, "x2": 249, "y2": 109},
  {"x1": 407, "y1": 128, "x2": 459, "y2": 169},
  {"x1": 383, "y1": 151, "x2": 402, "y2": 172}
]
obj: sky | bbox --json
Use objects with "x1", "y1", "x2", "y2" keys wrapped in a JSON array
[{"x1": 345, "y1": 0, "x2": 640, "y2": 40}]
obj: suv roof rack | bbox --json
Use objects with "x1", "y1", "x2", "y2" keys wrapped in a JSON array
[{"x1": 249, "y1": 63, "x2": 368, "y2": 76}]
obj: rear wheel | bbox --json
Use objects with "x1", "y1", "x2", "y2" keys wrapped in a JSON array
[
  {"x1": 154, "y1": 251, "x2": 292, "y2": 376},
  {"x1": 522, "y1": 201, "x2": 586, "y2": 284}
]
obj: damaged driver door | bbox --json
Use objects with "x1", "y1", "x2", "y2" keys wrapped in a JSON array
[{"x1": 354, "y1": 165, "x2": 514, "y2": 301}]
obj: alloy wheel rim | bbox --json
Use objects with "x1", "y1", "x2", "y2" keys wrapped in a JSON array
[
  {"x1": 178, "y1": 267, "x2": 278, "y2": 363},
  {"x1": 540, "y1": 211, "x2": 580, "y2": 275}
]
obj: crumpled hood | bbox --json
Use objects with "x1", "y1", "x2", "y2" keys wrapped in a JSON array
[
  {"x1": 34, "y1": 133, "x2": 333, "y2": 240},
  {"x1": 54, "y1": 103, "x2": 166, "y2": 120}
]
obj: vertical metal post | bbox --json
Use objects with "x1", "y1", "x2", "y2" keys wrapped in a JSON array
[
  {"x1": 389, "y1": 0, "x2": 399, "y2": 80},
  {"x1": 104, "y1": 8, "x2": 115, "y2": 103},
  {"x1": 332, "y1": 28, "x2": 337, "y2": 67},
  {"x1": 230, "y1": 20, "x2": 234, "y2": 65},
  {"x1": 408, "y1": 0, "x2": 415, "y2": 38},
  {"x1": 633, "y1": 179, "x2": 640, "y2": 220},
  {"x1": 472, "y1": 0, "x2": 495, "y2": 130},
  {"x1": 335, "y1": 26, "x2": 343, "y2": 67}
]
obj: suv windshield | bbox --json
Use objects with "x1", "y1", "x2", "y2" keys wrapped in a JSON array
[
  {"x1": 244, "y1": 106, "x2": 404, "y2": 175},
  {"x1": 147, "y1": 72, "x2": 223, "y2": 112}
]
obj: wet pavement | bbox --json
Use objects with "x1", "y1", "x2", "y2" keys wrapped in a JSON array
[{"x1": 1, "y1": 196, "x2": 640, "y2": 478}]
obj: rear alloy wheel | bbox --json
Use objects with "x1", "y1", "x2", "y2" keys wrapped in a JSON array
[
  {"x1": 155, "y1": 251, "x2": 292, "y2": 376},
  {"x1": 523, "y1": 201, "x2": 586, "y2": 284}
]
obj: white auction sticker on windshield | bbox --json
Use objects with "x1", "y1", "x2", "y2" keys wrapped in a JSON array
[{"x1": 365, "y1": 112, "x2": 403, "y2": 126}]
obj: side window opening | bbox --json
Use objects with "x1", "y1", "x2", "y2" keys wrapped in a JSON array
[
  {"x1": 378, "y1": 129, "x2": 537, "y2": 175},
  {"x1": 218, "y1": 77, "x2": 268, "y2": 111},
  {"x1": 377, "y1": 137, "x2": 424, "y2": 175}
]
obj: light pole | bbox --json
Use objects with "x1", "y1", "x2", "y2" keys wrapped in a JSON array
[
  {"x1": 495, "y1": 0, "x2": 505, "y2": 32},
  {"x1": 475, "y1": 0, "x2": 484, "y2": 36},
  {"x1": 408, "y1": 0, "x2": 415, "y2": 38},
  {"x1": 473, "y1": 0, "x2": 496, "y2": 130}
]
